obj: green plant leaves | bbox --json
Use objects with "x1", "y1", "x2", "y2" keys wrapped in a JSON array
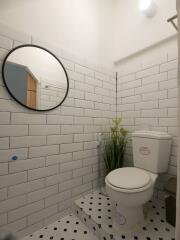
[{"x1": 102, "y1": 118, "x2": 128, "y2": 172}]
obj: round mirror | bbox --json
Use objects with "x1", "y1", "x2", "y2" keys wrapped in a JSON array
[{"x1": 2, "y1": 45, "x2": 69, "y2": 111}]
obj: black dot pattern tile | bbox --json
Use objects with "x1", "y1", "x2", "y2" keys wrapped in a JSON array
[
  {"x1": 22, "y1": 190, "x2": 175, "y2": 240},
  {"x1": 22, "y1": 214, "x2": 98, "y2": 240},
  {"x1": 74, "y1": 190, "x2": 175, "y2": 240}
]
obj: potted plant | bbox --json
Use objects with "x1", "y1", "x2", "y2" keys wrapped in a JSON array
[{"x1": 101, "y1": 118, "x2": 128, "y2": 194}]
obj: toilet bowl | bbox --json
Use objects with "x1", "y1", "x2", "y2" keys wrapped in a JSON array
[
  {"x1": 105, "y1": 167, "x2": 157, "y2": 231},
  {"x1": 105, "y1": 130, "x2": 172, "y2": 231}
]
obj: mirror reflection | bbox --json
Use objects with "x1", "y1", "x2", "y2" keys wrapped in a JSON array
[{"x1": 2, "y1": 45, "x2": 69, "y2": 111}]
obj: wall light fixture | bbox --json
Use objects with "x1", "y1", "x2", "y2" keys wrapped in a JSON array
[{"x1": 139, "y1": 0, "x2": 157, "y2": 17}]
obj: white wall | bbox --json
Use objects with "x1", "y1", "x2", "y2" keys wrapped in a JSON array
[
  {"x1": 0, "y1": 0, "x2": 177, "y2": 65},
  {"x1": 113, "y1": 0, "x2": 177, "y2": 62},
  {"x1": 0, "y1": 0, "x2": 114, "y2": 68},
  {"x1": 0, "y1": 26, "x2": 116, "y2": 237},
  {"x1": 116, "y1": 36, "x2": 178, "y2": 200}
]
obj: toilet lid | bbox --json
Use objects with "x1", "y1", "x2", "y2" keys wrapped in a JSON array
[{"x1": 106, "y1": 167, "x2": 151, "y2": 190}]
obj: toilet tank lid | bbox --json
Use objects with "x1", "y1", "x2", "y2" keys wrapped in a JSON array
[{"x1": 132, "y1": 131, "x2": 172, "y2": 140}]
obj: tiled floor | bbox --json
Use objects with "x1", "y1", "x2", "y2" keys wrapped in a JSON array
[
  {"x1": 22, "y1": 214, "x2": 98, "y2": 240},
  {"x1": 22, "y1": 190, "x2": 175, "y2": 240},
  {"x1": 74, "y1": 191, "x2": 175, "y2": 240}
]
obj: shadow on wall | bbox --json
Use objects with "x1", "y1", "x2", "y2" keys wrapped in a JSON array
[
  {"x1": 0, "y1": 231, "x2": 17, "y2": 240},
  {"x1": 0, "y1": 0, "x2": 36, "y2": 11}
]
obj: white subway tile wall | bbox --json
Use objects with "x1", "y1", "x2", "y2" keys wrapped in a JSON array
[
  {"x1": 117, "y1": 37, "x2": 178, "y2": 199},
  {"x1": 0, "y1": 24, "x2": 178, "y2": 237},
  {"x1": 0, "y1": 25, "x2": 116, "y2": 237}
]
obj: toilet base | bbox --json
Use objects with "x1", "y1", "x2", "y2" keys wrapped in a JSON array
[{"x1": 112, "y1": 203, "x2": 145, "y2": 232}]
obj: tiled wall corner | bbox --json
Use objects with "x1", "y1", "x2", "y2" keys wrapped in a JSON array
[{"x1": 0, "y1": 22, "x2": 178, "y2": 237}]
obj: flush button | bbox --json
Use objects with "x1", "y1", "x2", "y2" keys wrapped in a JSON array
[{"x1": 11, "y1": 155, "x2": 18, "y2": 161}]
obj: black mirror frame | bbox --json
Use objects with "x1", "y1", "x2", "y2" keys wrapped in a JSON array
[{"x1": 1, "y1": 44, "x2": 69, "y2": 112}]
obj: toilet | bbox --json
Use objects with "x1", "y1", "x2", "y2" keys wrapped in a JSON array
[{"x1": 105, "y1": 131, "x2": 172, "y2": 232}]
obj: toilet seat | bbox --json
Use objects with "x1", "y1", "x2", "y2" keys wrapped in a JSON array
[{"x1": 106, "y1": 167, "x2": 152, "y2": 193}]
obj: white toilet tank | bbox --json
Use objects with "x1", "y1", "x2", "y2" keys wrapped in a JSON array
[{"x1": 132, "y1": 131, "x2": 172, "y2": 174}]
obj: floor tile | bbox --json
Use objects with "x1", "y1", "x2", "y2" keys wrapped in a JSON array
[
  {"x1": 22, "y1": 214, "x2": 98, "y2": 240},
  {"x1": 74, "y1": 191, "x2": 175, "y2": 240},
  {"x1": 21, "y1": 190, "x2": 175, "y2": 240}
]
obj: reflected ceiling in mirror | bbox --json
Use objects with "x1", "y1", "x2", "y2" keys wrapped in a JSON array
[{"x1": 2, "y1": 45, "x2": 69, "y2": 111}]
